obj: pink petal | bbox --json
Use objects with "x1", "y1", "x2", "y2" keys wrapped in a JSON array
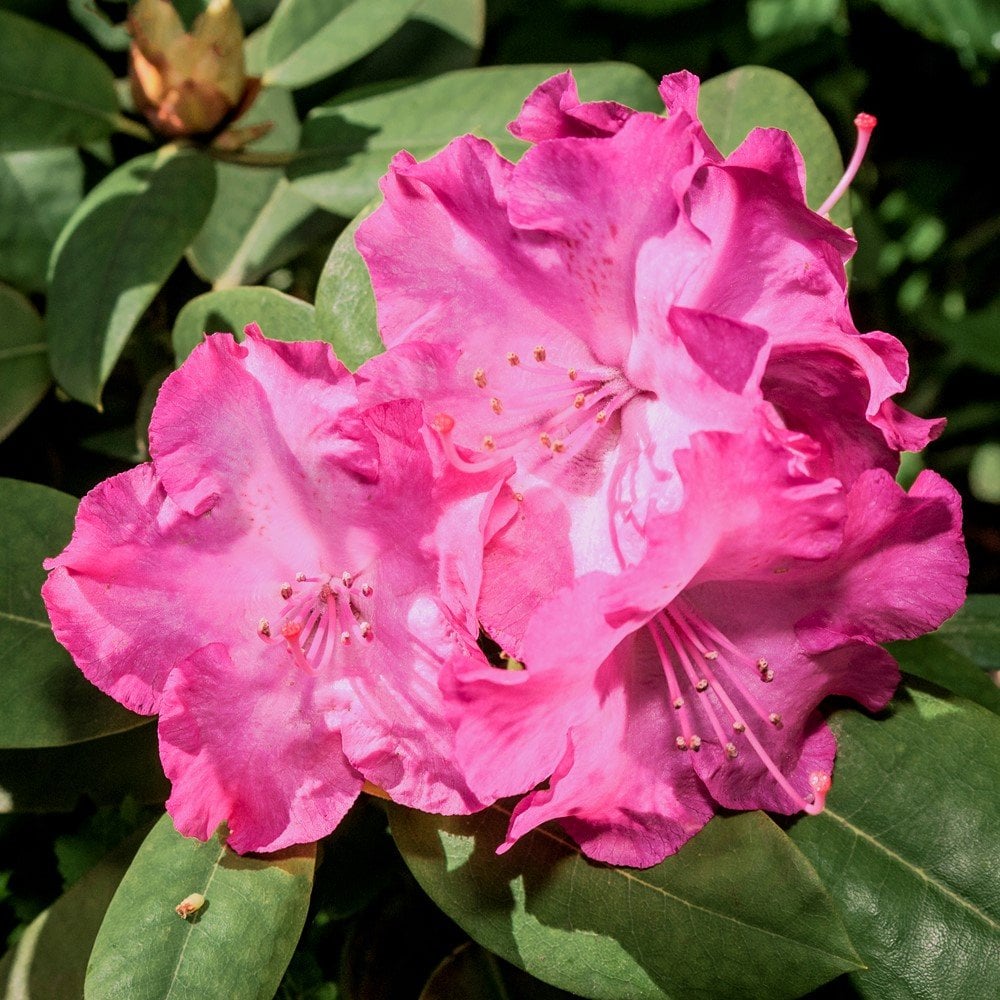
[
  {"x1": 509, "y1": 70, "x2": 636, "y2": 141},
  {"x1": 500, "y1": 635, "x2": 714, "y2": 867},
  {"x1": 159, "y1": 643, "x2": 362, "y2": 854},
  {"x1": 149, "y1": 327, "x2": 377, "y2": 517}
]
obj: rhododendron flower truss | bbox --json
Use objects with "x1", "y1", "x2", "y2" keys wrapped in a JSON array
[
  {"x1": 445, "y1": 428, "x2": 967, "y2": 868},
  {"x1": 357, "y1": 69, "x2": 943, "y2": 651},
  {"x1": 42, "y1": 326, "x2": 486, "y2": 854}
]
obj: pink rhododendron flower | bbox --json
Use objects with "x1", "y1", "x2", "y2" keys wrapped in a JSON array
[
  {"x1": 357, "y1": 71, "x2": 968, "y2": 866},
  {"x1": 356, "y1": 70, "x2": 941, "y2": 653},
  {"x1": 43, "y1": 326, "x2": 485, "y2": 853}
]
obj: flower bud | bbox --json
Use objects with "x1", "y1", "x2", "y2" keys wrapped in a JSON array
[{"x1": 128, "y1": 0, "x2": 247, "y2": 138}]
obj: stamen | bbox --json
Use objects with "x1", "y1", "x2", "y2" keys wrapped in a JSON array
[
  {"x1": 568, "y1": 368, "x2": 577, "y2": 380},
  {"x1": 280, "y1": 583, "x2": 293, "y2": 600},
  {"x1": 657, "y1": 601, "x2": 823, "y2": 815},
  {"x1": 675, "y1": 736, "x2": 688, "y2": 750},
  {"x1": 361, "y1": 584, "x2": 373, "y2": 597},
  {"x1": 533, "y1": 346, "x2": 546, "y2": 362},
  {"x1": 573, "y1": 393, "x2": 586, "y2": 409},
  {"x1": 689, "y1": 735, "x2": 702, "y2": 751},
  {"x1": 295, "y1": 572, "x2": 306, "y2": 582},
  {"x1": 490, "y1": 397, "x2": 503, "y2": 414},
  {"x1": 341, "y1": 572, "x2": 353, "y2": 588},
  {"x1": 817, "y1": 112, "x2": 877, "y2": 217},
  {"x1": 258, "y1": 619, "x2": 271, "y2": 639},
  {"x1": 507, "y1": 352, "x2": 520, "y2": 366},
  {"x1": 473, "y1": 368, "x2": 487, "y2": 388},
  {"x1": 483, "y1": 436, "x2": 495, "y2": 450}
]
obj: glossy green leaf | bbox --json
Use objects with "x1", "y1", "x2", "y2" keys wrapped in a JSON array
[
  {"x1": 292, "y1": 62, "x2": 661, "y2": 217},
  {"x1": 930, "y1": 594, "x2": 1000, "y2": 670},
  {"x1": 314, "y1": 200, "x2": 383, "y2": 370},
  {"x1": 46, "y1": 148, "x2": 216, "y2": 407},
  {"x1": 0, "y1": 827, "x2": 148, "y2": 998},
  {"x1": 188, "y1": 88, "x2": 338, "y2": 289},
  {"x1": 871, "y1": 0, "x2": 1000, "y2": 62},
  {"x1": 389, "y1": 805, "x2": 861, "y2": 1000},
  {"x1": 0, "y1": 149, "x2": 83, "y2": 293},
  {"x1": 0, "y1": 722, "x2": 168, "y2": 812},
  {"x1": 890, "y1": 598, "x2": 1000, "y2": 714},
  {"x1": 699, "y1": 65, "x2": 850, "y2": 228},
  {"x1": 173, "y1": 287, "x2": 317, "y2": 364},
  {"x1": 86, "y1": 815, "x2": 315, "y2": 1000},
  {"x1": 0, "y1": 478, "x2": 144, "y2": 748},
  {"x1": 263, "y1": 0, "x2": 420, "y2": 89},
  {"x1": 0, "y1": 287, "x2": 49, "y2": 443},
  {"x1": 0, "y1": 11, "x2": 119, "y2": 152},
  {"x1": 789, "y1": 683, "x2": 1000, "y2": 998}
]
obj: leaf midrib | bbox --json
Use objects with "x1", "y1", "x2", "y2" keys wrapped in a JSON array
[
  {"x1": 492, "y1": 806, "x2": 860, "y2": 966},
  {"x1": 164, "y1": 842, "x2": 227, "y2": 999},
  {"x1": 822, "y1": 806, "x2": 1000, "y2": 931}
]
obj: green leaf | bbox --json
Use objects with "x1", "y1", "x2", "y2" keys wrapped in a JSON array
[
  {"x1": 46, "y1": 147, "x2": 217, "y2": 407},
  {"x1": 314, "y1": 200, "x2": 383, "y2": 370},
  {"x1": 870, "y1": 0, "x2": 1000, "y2": 63},
  {"x1": 0, "y1": 149, "x2": 83, "y2": 293},
  {"x1": 263, "y1": 0, "x2": 420, "y2": 90},
  {"x1": 0, "y1": 722, "x2": 168, "y2": 812},
  {"x1": 699, "y1": 65, "x2": 850, "y2": 228},
  {"x1": 0, "y1": 478, "x2": 144, "y2": 748},
  {"x1": 0, "y1": 287, "x2": 49, "y2": 443},
  {"x1": 292, "y1": 62, "x2": 661, "y2": 217},
  {"x1": 0, "y1": 826, "x2": 149, "y2": 998},
  {"x1": 188, "y1": 88, "x2": 338, "y2": 289},
  {"x1": 789, "y1": 684, "x2": 1000, "y2": 998},
  {"x1": 86, "y1": 815, "x2": 316, "y2": 1000},
  {"x1": 173, "y1": 287, "x2": 317, "y2": 364},
  {"x1": 931, "y1": 595, "x2": 1000, "y2": 669},
  {"x1": 890, "y1": 598, "x2": 1000, "y2": 715},
  {"x1": 388, "y1": 805, "x2": 861, "y2": 1000},
  {"x1": 0, "y1": 10, "x2": 119, "y2": 152}
]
